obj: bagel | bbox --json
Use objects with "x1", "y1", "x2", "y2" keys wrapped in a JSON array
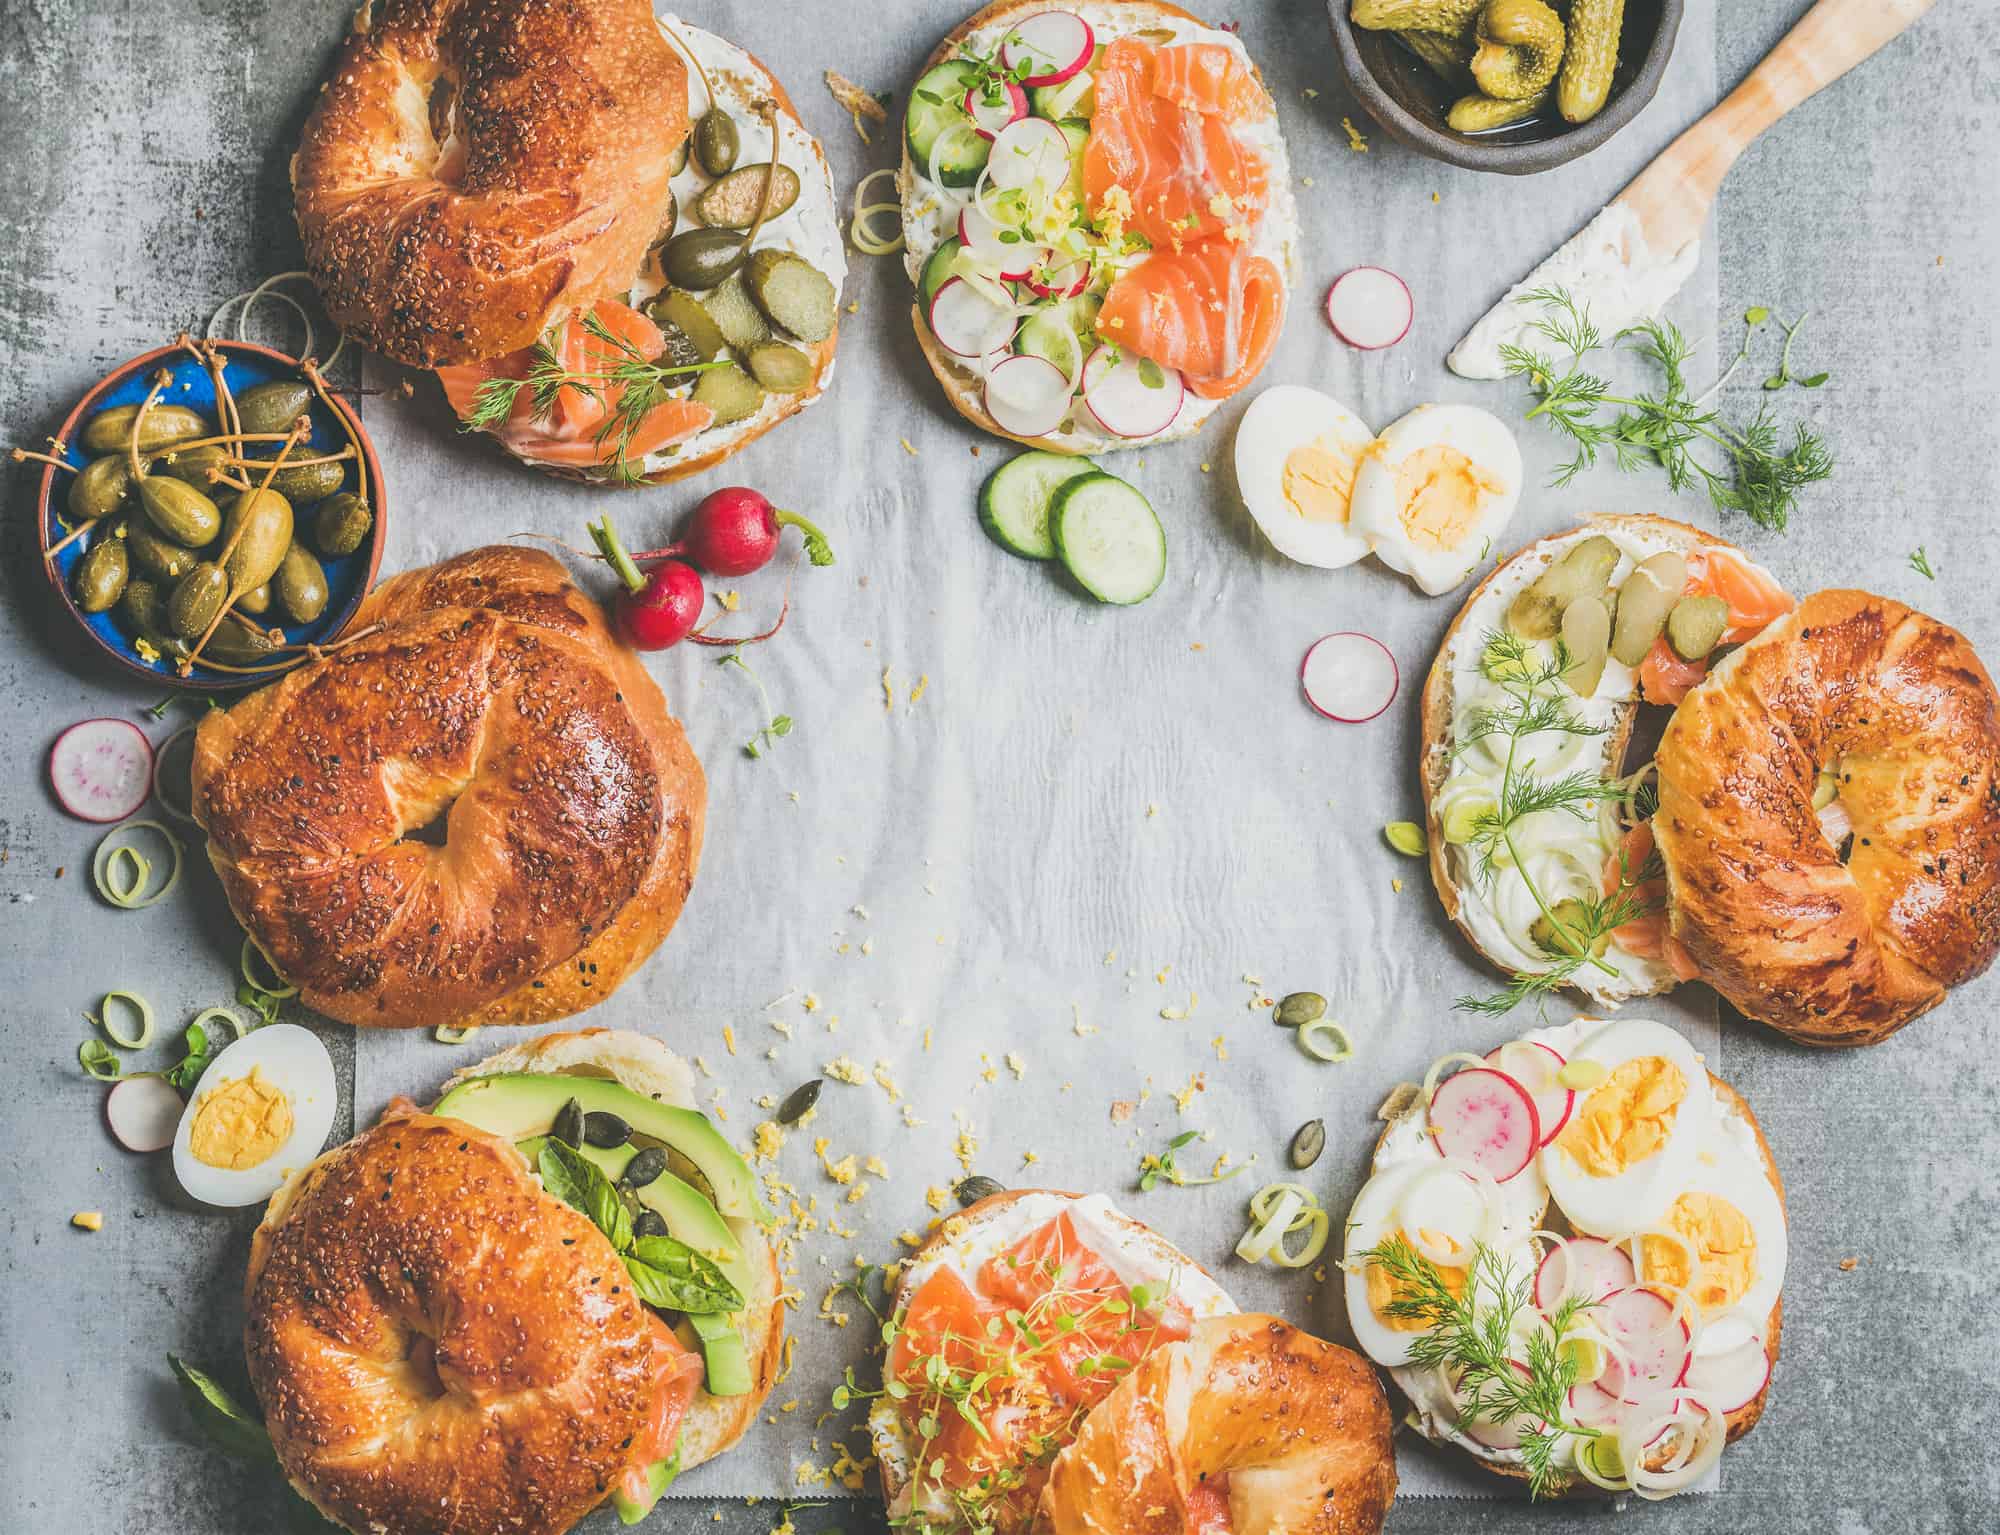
[
  {"x1": 1420, "y1": 513, "x2": 1789, "y2": 1007},
  {"x1": 293, "y1": 0, "x2": 686, "y2": 369},
  {"x1": 1343, "y1": 1018, "x2": 1787, "y2": 1500},
  {"x1": 1655, "y1": 589, "x2": 2000, "y2": 1045},
  {"x1": 191, "y1": 546, "x2": 704, "y2": 1031},
  {"x1": 247, "y1": 1028, "x2": 781, "y2": 1535},
  {"x1": 867, "y1": 1189, "x2": 1394, "y2": 1534},
  {"x1": 899, "y1": 0, "x2": 1298, "y2": 453}
]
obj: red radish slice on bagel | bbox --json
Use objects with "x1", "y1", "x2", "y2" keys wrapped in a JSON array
[
  {"x1": 1027, "y1": 253, "x2": 1091, "y2": 300},
  {"x1": 50, "y1": 718, "x2": 153, "y2": 823},
  {"x1": 1325, "y1": 266, "x2": 1413, "y2": 350},
  {"x1": 1532, "y1": 1235, "x2": 1636, "y2": 1310},
  {"x1": 1485, "y1": 1039, "x2": 1575, "y2": 1146},
  {"x1": 1428, "y1": 1066, "x2": 1540, "y2": 1183},
  {"x1": 959, "y1": 204, "x2": 1048, "y2": 281},
  {"x1": 1081, "y1": 345, "x2": 1184, "y2": 439},
  {"x1": 987, "y1": 117, "x2": 1073, "y2": 190},
  {"x1": 929, "y1": 277, "x2": 1016, "y2": 359},
  {"x1": 1599, "y1": 1287, "x2": 1693, "y2": 1404},
  {"x1": 1684, "y1": 1337, "x2": 1772, "y2": 1415},
  {"x1": 1300, "y1": 633, "x2": 1399, "y2": 723},
  {"x1": 1000, "y1": 10, "x2": 1095, "y2": 86},
  {"x1": 963, "y1": 79, "x2": 1028, "y2": 139},
  {"x1": 983, "y1": 354, "x2": 1073, "y2": 439}
]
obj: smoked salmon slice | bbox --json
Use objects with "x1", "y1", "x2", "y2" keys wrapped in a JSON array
[
  {"x1": 1148, "y1": 43, "x2": 1267, "y2": 120},
  {"x1": 618, "y1": 1315, "x2": 704, "y2": 1504},
  {"x1": 1097, "y1": 237, "x2": 1283, "y2": 400},
  {"x1": 978, "y1": 1211, "x2": 1123, "y2": 1309},
  {"x1": 1604, "y1": 823, "x2": 1699, "y2": 980}
]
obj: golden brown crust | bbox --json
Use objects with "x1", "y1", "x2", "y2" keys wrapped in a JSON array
[
  {"x1": 191, "y1": 548, "x2": 704, "y2": 1030},
  {"x1": 1656, "y1": 589, "x2": 2000, "y2": 1045},
  {"x1": 1037, "y1": 1314, "x2": 1397, "y2": 1535},
  {"x1": 244, "y1": 1113, "x2": 655, "y2": 1535},
  {"x1": 293, "y1": 0, "x2": 687, "y2": 367}
]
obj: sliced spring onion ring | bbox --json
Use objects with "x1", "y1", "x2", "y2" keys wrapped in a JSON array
[
  {"x1": 1236, "y1": 1189, "x2": 1304, "y2": 1263},
  {"x1": 1420, "y1": 1050, "x2": 1490, "y2": 1105},
  {"x1": 94, "y1": 990, "x2": 155, "y2": 1049},
  {"x1": 240, "y1": 935, "x2": 299, "y2": 999},
  {"x1": 1298, "y1": 1018, "x2": 1354, "y2": 1062},
  {"x1": 1622, "y1": 1395, "x2": 1726, "y2": 1499},
  {"x1": 1572, "y1": 1429, "x2": 1632, "y2": 1491},
  {"x1": 150, "y1": 724, "x2": 200, "y2": 823},
  {"x1": 191, "y1": 1006, "x2": 250, "y2": 1040},
  {"x1": 1236, "y1": 1183, "x2": 1332, "y2": 1268},
  {"x1": 434, "y1": 1024, "x2": 480, "y2": 1045},
  {"x1": 1270, "y1": 1207, "x2": 1330, "y2": 1268},
  {"x1": 208, "y1": 270, "x2": 350, "y2": 371},
  {"x1": 850, "y1": 168, "x2": 905, "y2": 255},
  {"x1": 91, "y1": 819, "x2": 184, "y2": 909}
]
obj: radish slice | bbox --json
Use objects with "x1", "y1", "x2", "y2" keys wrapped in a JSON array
[
  {"x1": 999, "y1": 10, "x2": 1095, "y2": 86},
  {"x1": 1080, "y1": 345, "x2": 1184, "y2": 439},
  {"x1": 962, "y1": 79, "x2": 1028, "y2": 140},
  {"x1": 106, "y1": 1075, "x2": 183, "y2": 1154},
  {"x1": 958, "y1": 205, "x2": 1047, "y2": 282},
  {"x1": 50, "y1": 718, "x2": 154, "y2": 823},
  {"x1": 1299, "y1": 632, "x2": 1399, "y2": 724},
  {"x1": 983, "y1": 353, "x2": 1073, "y2": 439},
  {"x1": 1428, "y1": 1067, "x2": 1541, "y2": 1183},
  {"x1": 1684, "y1": 1337, "x2": 1771, "y2": 1414},
  {"x1": 987, "y1": 117, "x2": 1073, "y2": 191},
  {"x1": 1326, "y1": 266, "x2": 1414, "y2": 350},
  {"x1": 1533, "y1": 1234, "x2": 1636, "y2": 1310},
  {"x1": 1027, "y1": 253, "x2": 1091, "y2": 300},
  {"x1": 1567, "y1": 1378, "x2": 1626, "y2": 1428},
  {"x1": 1485, "y1": 1039, "x2": 1575, "y2": 1147},
  {"x1": 929, "y1": 277, "x2": 1017, "y2": 359},
  {"x1": 1599, "y1": 1287, "x2": 1693, "y2": 1404}
]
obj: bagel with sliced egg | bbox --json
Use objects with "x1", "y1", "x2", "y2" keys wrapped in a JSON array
[
  {"x1": 900, "y1": 0, "x2": 1298, "y2": 453},
  {"x1": 868, "y1": 1188, "x2": 1396, "y2": 1533},
  {"x1": 245, "y1": 1029, "x2": 781, "y2": 1535},
  {"x1": 1419, "y1": 513, "x2": 1793, "y2": 1008},
  {"x1": 1343, "y1": 1018, "x2": 1786, "y2": 1500}
]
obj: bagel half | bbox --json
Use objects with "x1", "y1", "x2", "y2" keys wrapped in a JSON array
[{"x1": 900, "y1": 0, "x2": 1298, "y2": 454}]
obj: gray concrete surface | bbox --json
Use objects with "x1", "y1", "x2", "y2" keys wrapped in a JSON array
[{"x1": 3, "y1": 1, "x2": 1996, "y2": 1532}]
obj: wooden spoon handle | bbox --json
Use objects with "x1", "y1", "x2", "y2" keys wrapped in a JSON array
[{"x1": 1619, "y1": 0, "x2": 1936, "y2": 253}]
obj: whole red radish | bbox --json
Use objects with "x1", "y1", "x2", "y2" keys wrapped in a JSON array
[
  {"x1": 665, "y1": 487, "x2": 835, "y2": 576},
  {"x1": 589, "y1": 516, "x2": 704, "y2": 650}
]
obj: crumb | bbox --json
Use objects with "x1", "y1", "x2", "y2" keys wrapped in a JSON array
[
  {"x1": 1391, "y1": 878, "x2": 1403, "y2": 894},
  {"x1": 71, "y1": 1211, "x2": 103, "y2": 1232},
  {"x1": 1110, "y1": 1099, "x2": 1137, "y2": 1124},
  {"x1": 1004, "y1": 1051, "x2": 1027, "y2": 1080},
  {"x1": 723, "y1": 1025, "x2": 737, "y2": 1056},
  {"x1": 900, "y1": 437, "x2": 918, "y2": 456},
  {"x1": 1838, "y1": 1257, "x2": 1860, "y2": 1271},
  {"x1": 1342, "y1": 117, "x2": 1369, "y2": 153}
]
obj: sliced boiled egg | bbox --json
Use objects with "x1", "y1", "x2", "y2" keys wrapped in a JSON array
[
  {"x1": 1637, "y1": 1132, "x2": 1788, "y2": 1358},
  {"x1": 171, "y1": 1024, "x2": 336, "y2": 1207},
  {"x1": 1350, "y1": 403, "x2": 1522, "y2": 595},
  {"x1": 1540, "y1": 1018, "x2": 1712, "y2": 1236},
  {"x1": 1233, "y1": 385, "x2": 1376, "y2": 569}
]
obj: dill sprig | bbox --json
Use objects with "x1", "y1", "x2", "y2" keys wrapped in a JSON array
[
  {"x1": 1364, "y1": 1234, "x2": 1599, "y2": 1499},
  {"x1": 1500, "y1": 286, "x2": 1833, "y2": 533}
]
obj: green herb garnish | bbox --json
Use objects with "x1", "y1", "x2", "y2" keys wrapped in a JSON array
[
  {"x1": 718, "y1": 649, "x2": 792, "y2": 759},
  {"x1": 1909, "y1": 545, "x2": 1936, "y2": 581},
  {"x1": 168, "y1": 1355, "x2": 274, "y2": 1463},
  {"x1": 1138, "y1": 1128, "x2": 1243, "y2": 1191}
]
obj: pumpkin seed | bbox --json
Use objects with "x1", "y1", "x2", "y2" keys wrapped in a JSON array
[
  {"x1": 633, "y1": 1209, "x2": 669, "y2": 1240},
  {"x1": 1384, "y1": 821, "x2": 1428, "y2": 857},
  {"x1": 777, "y1": 1078, "x2": 823, "y2": 1125},
  {"x1": 1274, "y1": 991, "x2": 1328, "y2": 1029},
  {"x1": 955, "y1": 1175, "x2": 1005, "y2": 1208},
  {"x1": 583, "y1": 1110, "x2": 631, "y2": 1148},
  {"x1": 1288, "y1": 1118, "x2": 1327, "y2": 1171},
  {"x1": 623, "y1": 1146, "x2": 669, "y2": 1188},
  {"x1": 552, "y1": 1096, "x2": 585, "y2": 1147}
]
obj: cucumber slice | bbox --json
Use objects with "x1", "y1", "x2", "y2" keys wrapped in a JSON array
[
  {"x1": 1030, "y1": 72, "x2": 1095, "y2": 120},
  {"x1": 907, "y1": 61, "x2": 989, "y2": 186},
  {"x1": 1050, "y1": 472, "x2": 1166, "y2": 605},
  {"x1": 978, "y1": 449, "x2": 1097, "y2": 561},
  {"x1": 1014, "y1": 292, "x2": 1101, "y2": 371},
  {"x1": 920, "y1": 236, "x2": 964, "y2": 313}
]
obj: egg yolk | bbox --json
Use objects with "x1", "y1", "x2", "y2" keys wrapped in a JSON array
[
  {"x1": 1392, "y1": 444, "x2": 1501, "y2": 552},
  {"x1": 1556, "y1": 1056, "x2": 1687, "y2": 1177},
  {"x1": 1641, "y1": 1193, "x2": 1758, "y2": 1314},
  {"x1": 1366, "y1": 1227, "x2": 1469, "y2": 1330},
  {"x1": 1281, "y1": 435, "x2": 1360, "y2": 523},
  {"x1": 188, "y1": 1066, "x2": 294, "y2": 1171}
]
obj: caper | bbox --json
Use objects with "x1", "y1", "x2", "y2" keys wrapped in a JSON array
[
  {"x1": 81, "y1": 403, "x2": 208, "y2": 456},
  {"x1": 660, "y1": 227, "x2": 750, "y2": 291},
  {"x1": 220, "y1": 488, "x2": 294, "y2": 596},
  {"x1": 73, "y1": 537, "x2": 129, "y2": 613},
  {"x1": 68, "y1": 455, "x2": 136, "y2": 522},
  {"x1": 235, "y1": 581, "x2": 272, "y2": 616},
  {"x1": 261, "y1": 456, "x2": 346, "y2": 507},
  {"x1": 167, "y1": 562, "x2": 230, "y2": 639},
  {"x1": 694, "y1": 108, "x2": 739, "y2": 177},
  {"x1": 777, "y1": 1079, "x2": 823, "y2": 1125},
  {"x1": 138, "y1": 476, "x2": 222, "y2": 547},
  {"x1": 234, "y1": 379, "x2": 315, "y2": 438},
  {"x1": 954, "y1": 1175, "x2": 1006, "y2": 1208},
  {"x1": 151, "y1": 441, "x2": 231, "y2": 489},
  {"x1": 313, "y1": 492, "x2": 373, "y2": 558},
  {"x1": 551, "y1": 1097, "x2": 585, "y2": 1147},
  {"x1": 633, "y1": 1209, "x2": 669, "y2": 1240},
  {"x1": 622, "y1": 1145, "x2": 670, "y2": 1188},
  {"x1": 204, "y1": 612, "x2": 282, "y2": 664},
  {"x1": 119, "y1": 579, "x2": 162, "y2": 633},
  {"x1": 1289, "y1": 1118, "x2": 1327, "y2": 1171},
  {"x1": 126, "y1": 524, "x2": 198, "y2": 582},
  {"x1": 274, "y1": 542, "x2": 329, "y2": 624},
  {"x1": 1274, "y1": 991, "x2": 1327, "y2": 1028},
  {"x1": 583, "y1": 1110, "x2": 631, "y2": 1148}
]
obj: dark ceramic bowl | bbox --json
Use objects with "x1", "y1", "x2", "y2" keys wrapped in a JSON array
[
  {"x1": 1328, "y1": 0, "x2": 1684, "y2": 175},
  {"x1": 37, "y1": 341, "x2": 385, "y2": 691}
]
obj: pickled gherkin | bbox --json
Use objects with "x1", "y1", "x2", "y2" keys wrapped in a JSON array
[
  {"x1": 1351, "y1": 0, "x2": 1483, "y2": 32},
  {"x1": 1448, "y1": 88, "x2": 1547, "y2": 133},
  {"x1": 1559, "y1": 0, "x2": 1625, "y2": 123},
  {"x1": 1471, "y1": 0, "x2": 1565, "y2": 101}
]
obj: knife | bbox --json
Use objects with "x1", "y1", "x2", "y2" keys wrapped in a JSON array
[{"x1": 1448, "y1": 0, "x2": 1937, "y2": 379}]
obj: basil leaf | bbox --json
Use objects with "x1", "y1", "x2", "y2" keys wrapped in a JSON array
[
  {"x1": 168, "y1": 1355, "x2": 273, "y2": 1463},
  {"x1": 624, "y1": 1234, "x2": 744, "y2": 1315},
  {"x1": 537, "y1": 1141, "x2": 633, "y2": 1253}
]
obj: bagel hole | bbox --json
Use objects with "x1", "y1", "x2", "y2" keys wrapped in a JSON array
[
  {"x1": 404, "y1": 1330, "x2": 446, "y2": 1399},
  {"x1": 428, "y1": 76, "x2": 464, "y2": 185},
  {"x1": 403, "y1": 802, "x2": 456, "y2": 848}
]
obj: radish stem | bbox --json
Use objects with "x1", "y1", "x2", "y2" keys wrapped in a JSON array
[{"x1": 589, "y1": 517, "x2": 648, "y2": 593}]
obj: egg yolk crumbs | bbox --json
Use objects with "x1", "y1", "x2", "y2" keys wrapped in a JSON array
[
  {"x1": 1641, "y1": 1193, "x2": 1758, "y2": 1314},
  {"x1": 188, "y1": 1066, "x2": 294, "y2": 1171},
  {"x1": 1281, "y1": 435, "x2": 1360, "y2": 523},
  {"x1": 1557, "y1": 1056, "x2": 1686, "y2": 1177},
  {"x1": 1367, "y1": 1228, "x2": 1469, "y2": 1330},
  {"x1": 1393, "y1": 444, "x2": 1502, "y2": 552}
]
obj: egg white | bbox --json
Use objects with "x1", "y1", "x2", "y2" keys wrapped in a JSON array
[
  {"x1": 1664, "y1": 1125, "x2": 1788, "y2": 1357},
  {"x1": 171, "y1": 1024, "x2": 336, "y2": 1208},
  {"x1": 1350, "y1": 403, "x2": 1523, "y2": 596},
  {"x1": 1233, "y1": 385, "x2": 1375, "y2": 568},
  {"x1": 1540, "y1": 1018, "x2": 1713, "y2": 1237}
]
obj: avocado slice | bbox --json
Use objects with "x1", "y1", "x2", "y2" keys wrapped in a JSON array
[
  {"x1": 611, "y1": 1451, "x2": 680, "y2": 1525},
  {"x1": 434, "y1": 1073, "x2": 774, "y2": 1225},
  {"x1": 684, "y1": 1311, "x2": 753, "y2": 1398},
  {"x1": 563, "y1": 1140, "x2": 753, "y2": 1301}
]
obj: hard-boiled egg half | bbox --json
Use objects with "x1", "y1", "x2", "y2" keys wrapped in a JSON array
[
  {"x1": 1635, "y1": 1129, "x2": 1789, "y2": 1359},
  {"x1": 1233, "y1": 385, "x2": 1376, "y2": 568},
  {"x1": 172, "y1": 1023, "x2": 336, "y2": 1207},
  {"x1": 1350, "y1": 403, "x2": 1522, "y2": 595},
  {"x1": 1540, "y1": 1018, "x2": 1713, "y2": 1236}
]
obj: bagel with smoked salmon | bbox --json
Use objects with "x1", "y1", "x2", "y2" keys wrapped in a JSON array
[
  {"x1": 867, "y1": 1189, "x2": 1396, "y2": 1533},
  {"x1": 245, "y1": 1029, "x2": 781, "y2": 1535},
  {"x1": 899, "y1": 1, "x2": 1298, "y2": 453}
]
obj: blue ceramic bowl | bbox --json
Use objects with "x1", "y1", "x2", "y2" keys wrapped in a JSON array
[{"x1": 38, "y1": 340, "x2": 386, "y2": 690}]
